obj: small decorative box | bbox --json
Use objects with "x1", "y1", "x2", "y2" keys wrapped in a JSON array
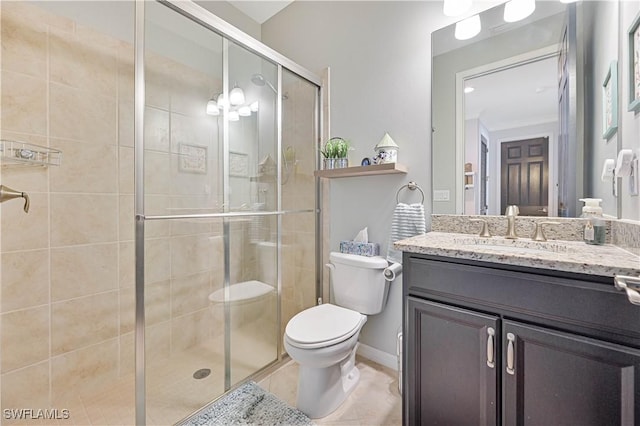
[{"x1": 339, "y1": 241, "x2": 380, "y2": 257}]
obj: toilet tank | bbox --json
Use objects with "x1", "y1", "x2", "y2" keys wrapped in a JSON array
[{"x1": 329, "y1": 252, "x2": 390, "y2": 315}]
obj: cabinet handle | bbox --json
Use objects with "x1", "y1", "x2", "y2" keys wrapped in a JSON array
[
  {"x1": 613, "y1": 275, "x2": 640, "y2": 306},
  {"x1": 506, "y1": 333, "x2": 515, "y2": 375},
  {"x1": 486, "y1": 327, "x2": 495, "y2": 368}
]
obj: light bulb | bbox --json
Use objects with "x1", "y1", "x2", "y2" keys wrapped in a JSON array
[
  {"x1": 217, "y1": 93, "x2": 228, "y2": 109},
  {"x1": 229, "y1": 85, "x2": 245, "y2": 106},
  {"x1": 455, "y1": 14, "x2": 481, "y2": 40},
  {"x1": 249, "y1": 101, "x2": 259, "y2": 112},
  {"x1": 228, "y1": 110, "x2": 240, "y2": 121},
  {"x1": 504, "y1": 0, "x2": 535, "y2": 23},
  {"x1": 443, "y1": 0, "x2": 472, "y2": 17},
  {"x1": 206, "y1": 99, "x2": 219, "y2": 115},
  {"x1": 238, "y1": 105, "x2": 251, "y2": 116}
]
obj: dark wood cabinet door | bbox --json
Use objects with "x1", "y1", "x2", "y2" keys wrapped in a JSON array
[
  {"x1": 502, "y1": 320, "x2": 640, "y2": 426},
  {"x1": 406, "y1": 297, "x2": 499, "y2": 426}
]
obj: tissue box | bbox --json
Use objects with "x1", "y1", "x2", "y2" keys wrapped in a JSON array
[{"x1": 339, "y1": 240, "x2": 380, "y2": 257}]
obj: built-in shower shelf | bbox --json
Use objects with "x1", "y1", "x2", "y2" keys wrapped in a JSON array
[
  {"x1": 0, "y1": 140, "x2": 62, "y2": 167},
  {"x1": 314, "y1": 162, "x2": 408, "y2": 178}
]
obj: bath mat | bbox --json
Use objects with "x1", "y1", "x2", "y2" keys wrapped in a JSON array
[{"x1": 179, "y1": 381, "x2": 314, "y2": 426}]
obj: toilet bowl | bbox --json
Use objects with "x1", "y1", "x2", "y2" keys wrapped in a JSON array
[{"x1": 284, "y1": 252, "x2": 391, "y2": 419}]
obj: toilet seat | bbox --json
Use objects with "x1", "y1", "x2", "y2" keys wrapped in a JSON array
[{"x1": 285, "y1": 304, "x2": 366, "y2": 349}]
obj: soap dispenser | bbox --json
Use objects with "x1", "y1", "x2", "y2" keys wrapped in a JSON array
[{"x1": 579, "y1": 198, "x2": 605, "y2": 245}]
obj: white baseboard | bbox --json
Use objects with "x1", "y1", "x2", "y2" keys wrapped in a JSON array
[{"x1": 357, "y1": 343, "x2": 398, "y2": 371}]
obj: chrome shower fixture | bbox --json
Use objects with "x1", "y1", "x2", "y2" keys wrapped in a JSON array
[{"x1": 251, "y1": 73, "x2": 277, "y2": 94}]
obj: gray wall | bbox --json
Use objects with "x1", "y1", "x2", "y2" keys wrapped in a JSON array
[{"x1": 261, "y1": 1, "x2": 499, "y2": 357}]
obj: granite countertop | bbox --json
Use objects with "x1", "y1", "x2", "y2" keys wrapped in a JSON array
[{"x1": 394, "y1": 231, "x2": 640, "y2": 278}]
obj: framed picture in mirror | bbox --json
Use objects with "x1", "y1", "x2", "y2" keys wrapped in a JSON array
[
  {"x1": 629, "y1": 11, "x2": 640, "y2": 112},
  {"x1": 602, "y1": 60, "x2": 618, "y2": 140}
]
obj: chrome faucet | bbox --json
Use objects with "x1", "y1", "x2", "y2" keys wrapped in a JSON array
[
  {"x1": 504, "y1": 205, "x2": 519, "y2": 239},
  {"x1": 0, "y1": 185, "x2": 29, "y2": 213}
]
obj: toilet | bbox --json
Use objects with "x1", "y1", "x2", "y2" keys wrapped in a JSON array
[{"x1": 284, "y1": 252, "x2": 391, "y2": 419}]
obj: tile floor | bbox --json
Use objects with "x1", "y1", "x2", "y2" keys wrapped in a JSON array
[
  {"x1": 3, "y1": 345, "x2": 400, "y2": 425},
  {"x1": 258, "y1": 356, "x2": 403, "y2": 426}
]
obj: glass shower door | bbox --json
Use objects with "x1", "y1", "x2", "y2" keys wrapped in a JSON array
[
  {"x1": 142, "y1": 2, "x2": 227, "y2": 424},
  {"x1": 138, "y1": 1, "x2": 320, "y2": 424},
  {"x1": 226, "y1": 42, "x2": 279, "y2": 386}
]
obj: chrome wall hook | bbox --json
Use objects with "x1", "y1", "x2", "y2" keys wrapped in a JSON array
[{"x1": 0, "y1": 185, "x2": 30, "y2": 212}]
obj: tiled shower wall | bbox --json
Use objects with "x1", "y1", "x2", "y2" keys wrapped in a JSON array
[
  {"x1": 0, "y1": 1, "x2": 317, "y2": 420},
  {"x1": 0, "y1": 1, "x2": 136, "y2": 414}
]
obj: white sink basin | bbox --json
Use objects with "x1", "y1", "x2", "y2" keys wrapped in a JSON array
[{"x1": 453, "y1": 238, "x2": 570, "y2": 254}]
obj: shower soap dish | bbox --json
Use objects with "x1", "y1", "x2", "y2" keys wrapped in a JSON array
[{"x1": 0, "y1": 140, "x2": 62, "y2": 167}]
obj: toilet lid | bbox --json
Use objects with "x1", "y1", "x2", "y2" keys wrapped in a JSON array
[{"x1": 285, "y1": 304, "x2": 365, "y2": 347}]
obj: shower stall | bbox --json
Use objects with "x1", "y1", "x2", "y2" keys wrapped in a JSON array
[{"x1": 0, "y1": 1, "x2": 321, "y2": 424}]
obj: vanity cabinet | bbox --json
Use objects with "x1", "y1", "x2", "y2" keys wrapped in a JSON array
[{"x1": 403, "y1": 254, "x2": 640, "y2": 426}]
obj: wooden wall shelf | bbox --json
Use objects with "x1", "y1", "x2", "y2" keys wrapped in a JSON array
[{"x1": 314, "y1": 163, "x2": 408, "y2": 178}]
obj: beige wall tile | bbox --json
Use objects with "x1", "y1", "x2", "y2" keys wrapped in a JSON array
[
  {"x1": 170, "y1": 309, "x2": 211, "y2": 353},
  {"x1": 144, "y1": 195, "x2": 172, "y2": 237},
  {"x1": 170, "y1": 234, "x2": 213, "y2": 279},
  {"x1": 51, "y1": 339, "x2": 118, "y2": 404},
  {"x1": 51, "y1": 243, "x2": 118, "y2": 302},
  {"x1": 145, "y1": 238, "x2": 171, "y2": 284},
  {"x1": 1, "y1": 192, "x2": 49, "y2": 251},
  {"x1": 119, "y1": 241, "x2": 135, "y2": 288},
  {"x1": 51, "y1": 291, "x2": 118, "y2": 355},
  {"x1": 119, "y1": 146, "x2": 134, "y2": 194},
  {"x1": 145, "y1": 107, "x2": 170, "y2": 153},
  {"x1": 1, "y1": 305, "x2": 49, "y2": 373},
  {"x1": 1, "y1": 71, "x2": 47, "y2": 136},
  {"x1": 1, "y1": 361, "x2": 50, "y2": 414},
  {"x1": 119, "y1": 332, "x2": 134, "y2": 377},
  {"x1": 49, "y1": 26, "x2": 118, "y2": 97},
  {"x1": 50, "y1": 193, "x2": 118, "y2": 246},
  {"x1": 171, "y1": 272, "x2": 210, "y2": 318},
  {"x1": 1, "y1": 249, "x2": 49, "y2": 312},
  {"x1": 144, "y1": 151, "x2": 171, "y2": 195},
  {"x1": 118, "y1": 43, "x2": 135, "y2": 102},
  {"x1": 49, "y1": 139, "x2": 117, "y2": 193},
  {"x1": 0, "y1": 8, "x2": 47, "y2": 80},
  {"x1": 119, "y1": 194, "x2": 134, "y2": 242},
  {"x1": 49, "y1": 82, "x2": 116, "y2": 145},
  {"x1": 146, "y1": 321, "x2": 171, "y2": 366},
  {"x1": 120, "y1": 280, "x2": 170, "y2": 334},
  {"x1": 118, "y1": 100, "x2": 135, "y2": 148}
]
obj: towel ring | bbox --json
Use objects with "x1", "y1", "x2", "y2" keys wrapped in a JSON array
[{"x1": 396, "y1": 181, "x2": 425, "y2": 204}]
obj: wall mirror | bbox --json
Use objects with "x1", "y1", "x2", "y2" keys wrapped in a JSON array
[{"x1": 431, "y1": 1, "x2": 621, "y2": 218}]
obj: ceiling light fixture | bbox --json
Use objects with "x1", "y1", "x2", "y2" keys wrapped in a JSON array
[
  {"x1": 503, "y1": 0, "x2": 535, "y2": 23},
  {"x1": 229, "y1": 84, "x2": 245, "y2": 106},
  {"x1": 206, "y1": 97, "x2": 219, "y2": 115},
  {"x1": 443, "y1": 0, "x2": 472, "y2": 17},
  {"x1": 455, "y1": 14, "x2": 481, "y2": 40},
  {"x1": 217, "y1": 93, "x2": 228, "y2": 109},
  {"x1": 238, "y1": 105, "x2": 252, "y2": 117}
]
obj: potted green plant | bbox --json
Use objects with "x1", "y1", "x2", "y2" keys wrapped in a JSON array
[{"x1": 321, "y1": 137, "x2": 350, "y2": 169}]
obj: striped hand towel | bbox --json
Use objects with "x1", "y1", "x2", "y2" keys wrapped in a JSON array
[{"x1": 386, "y1": 203, "x2": 426, "y2": 264}]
